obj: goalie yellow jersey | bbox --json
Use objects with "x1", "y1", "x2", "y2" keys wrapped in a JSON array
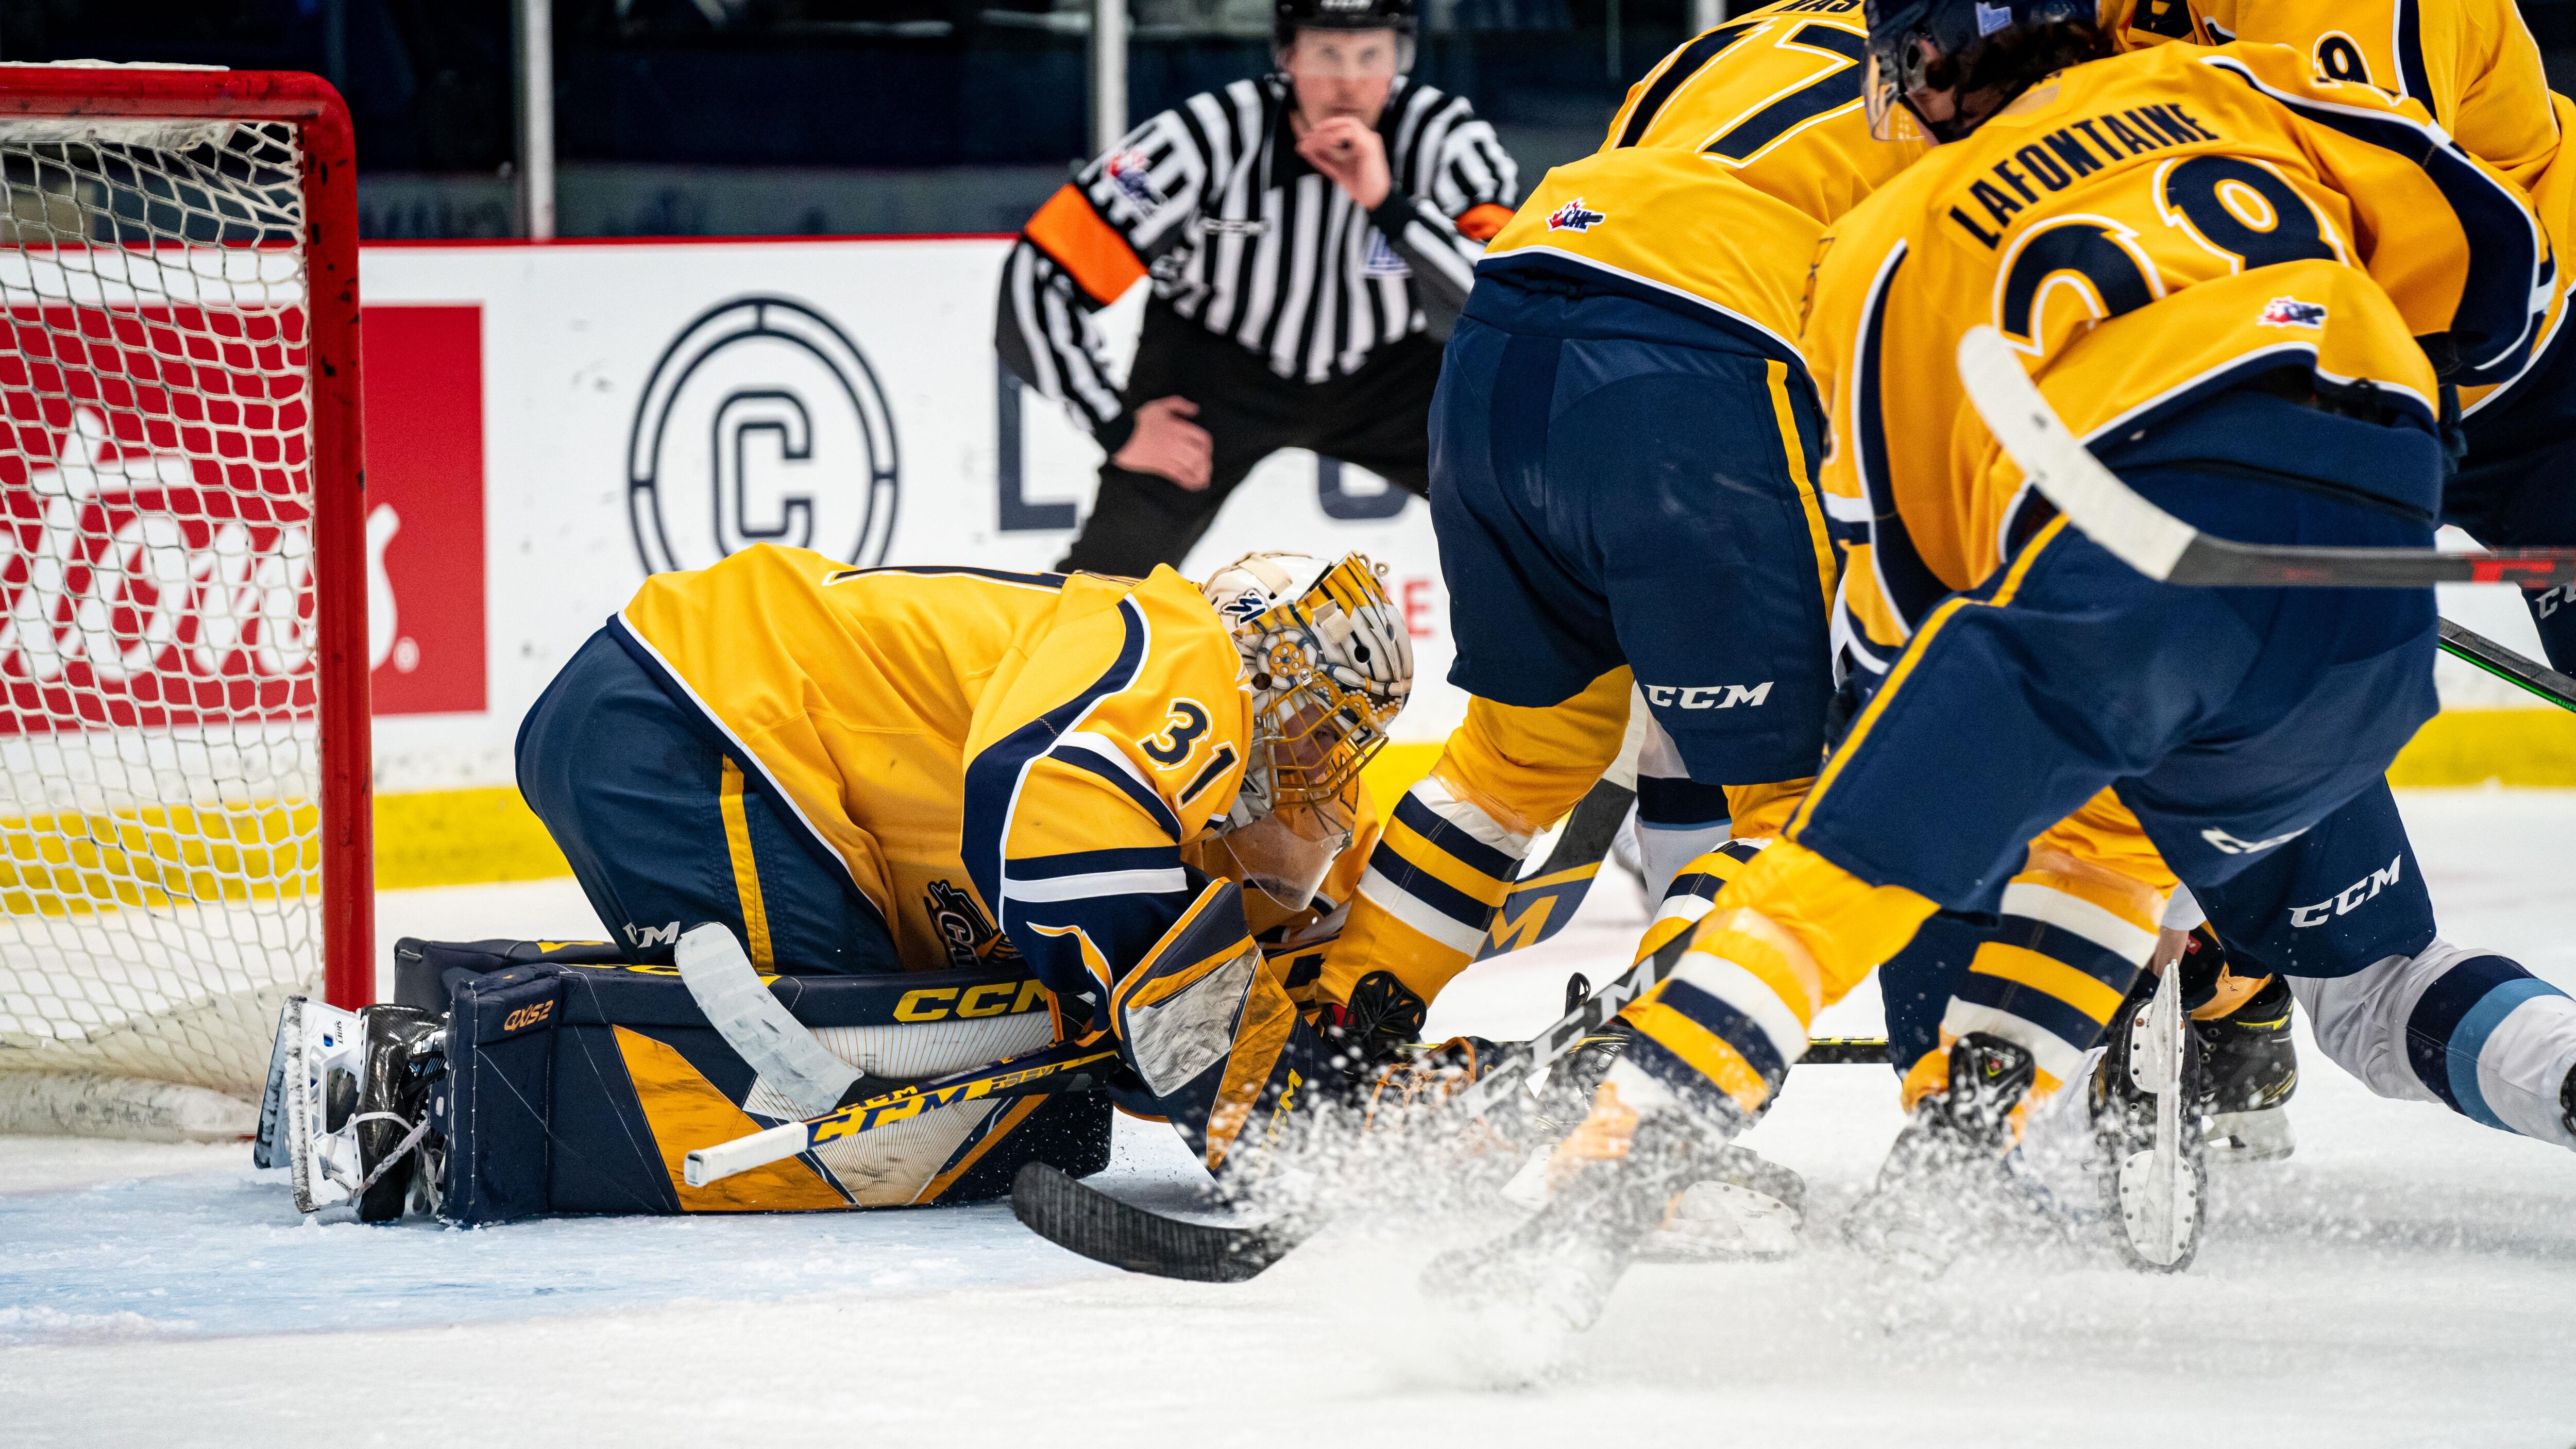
[
  {"x1": 616, "y1": 549, "x2": 1253, "y2": 1015},
  {"x1": 1808, "y1": 40, "x2": 2552, "y2": 654},
  {"x1": 2109, "y1": 0, "x2": 2576, "y2": 409},
  {"x1": 1479, "y1": 0, "x2": 1925, "y2": 357}
]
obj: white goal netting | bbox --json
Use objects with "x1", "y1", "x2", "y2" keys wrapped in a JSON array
[{"x1": 0, "y1": 112, "x2": 330, "y2": 1116}]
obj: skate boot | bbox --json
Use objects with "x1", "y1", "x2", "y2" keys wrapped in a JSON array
[
  {"x1": 1498, "y1": 1020, "x2": 1805, "y2": 1260},
  {"x1": 1421, "y1": 1084, "x2": 1727, "y2": 1329},
  {"x1": 271, "y1": 1000, "x2": 447, "y2": 1221},
  {"x1": 1841, "y1": 1033, "x2": 2036, "y2": 1275},
  {"x1": 2196, "y1": 974, "x2": 2297, "y2": 1161}
]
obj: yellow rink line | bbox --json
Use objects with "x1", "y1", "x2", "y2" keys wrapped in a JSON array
[
  {"x1": 0, "y1": 713, "x2": 2562, "y2": 906},
  {"x1": 365, "y1": 744, "x2": 1460, "y2": 890}
]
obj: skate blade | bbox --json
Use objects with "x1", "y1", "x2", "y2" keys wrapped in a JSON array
[
  {"x1": 2114, "y1": 1148, "x2": 2202, "y2": 1269},
  {"x1": 280, "y1": 997, "x2": 366, "y2": 1215},
  {"x1": 1636, "y1": 1181, "x2": 1802, "y2": 1263},
  {"x1": 1421, "y1": 1240, "x2": 1625, "y2": 1331},
  {"x1": 2206, "y1": 1108, "x2": 2294, "y2": 1164}
]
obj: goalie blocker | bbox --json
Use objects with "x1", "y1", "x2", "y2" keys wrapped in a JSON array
[{"x1": 260, "y1": 939, "x2": 1111, "y2": 1224}]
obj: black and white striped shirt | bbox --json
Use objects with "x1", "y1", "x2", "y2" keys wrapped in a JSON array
[{"x1": 996, "y1": 74, "x2": 1518, "y2": 449}]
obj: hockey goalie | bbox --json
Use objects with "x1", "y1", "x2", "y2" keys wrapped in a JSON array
[{"x1": 260, "y1": 547, "x2": 1416, "y2": 1223}]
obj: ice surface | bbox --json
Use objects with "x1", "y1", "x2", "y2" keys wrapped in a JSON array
[{"x1": 4, "y1": 791, "x2": 2573, "y2": 1447}]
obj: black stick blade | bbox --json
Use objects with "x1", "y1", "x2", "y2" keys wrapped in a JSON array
[{"x1": 1010, "y1": 1162, "x2": 1301, "y2": 1284}]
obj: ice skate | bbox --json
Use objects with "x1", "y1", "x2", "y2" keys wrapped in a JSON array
[
  {"x1": 273, "y1": 1000, "x2": 447, "y2": 1222},
  {"x1": 1841, "y1": 1033, "x2": 2038, "y2": 1276},
  {"x1": 1498, "y1": 1021, "x2": 1804, "y2": 1261},
  {"x1": 2091, "y1": 971, "x2": 2207, "y2": 1272},
  {"x1": 1421, "y1": 1086, "x2": 1716, "y2": 1329},
  {"x1": 2195, "y1": 975, "x2": 2298, "y2": 1163},
  {"x1": 1635, "y1": 1145, "x2": 1805, "y2": 1262}
]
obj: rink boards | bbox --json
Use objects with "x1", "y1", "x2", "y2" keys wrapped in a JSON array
[{"x1": 325, "y1": 237, "x2": 2576, "y2": 888}]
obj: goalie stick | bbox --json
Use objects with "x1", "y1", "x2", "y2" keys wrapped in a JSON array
[
  {"x1": 682, "y1": 1037, "x2": 1120, "y2": 1187},
  {"x1": 674, "y1": 922, "x2": 865, "y2": 1117},
  {"x1": 1956, "y1": 326, "x2": 2576, "y2": 592},
  {"x1": 1010, "y1": 928, "x2": 1698, "y2": 1283}
]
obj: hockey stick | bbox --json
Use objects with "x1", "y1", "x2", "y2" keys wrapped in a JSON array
[
  {"x1": 1957, "y1": 326, "x2": 2576, "y2": 591},
  {"x1": 683, "y1": 1038, "x2": 1121, "y2": 1187},
  {"x1": 2438, "y1": 619, "x2": 2576, "y2": 712},
  {"x1": 1011, "y1": 924, "x2": 1701, "y2": 1282},
  {"x1": 675, "y1": 922, "x2": 864, "y2": 1117},
  {"x1": 1470, "y1": 777, "x2": 1639, "y2": 962}
]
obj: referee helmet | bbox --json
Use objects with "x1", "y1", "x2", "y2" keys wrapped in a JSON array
[{"x1": 1274, "y1": 0, "x2": 1417, "y2": 49}]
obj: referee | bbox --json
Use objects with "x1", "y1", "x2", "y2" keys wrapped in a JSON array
[{"x1": 996, "y1": 0, "x2": 1517, "y2": 576}]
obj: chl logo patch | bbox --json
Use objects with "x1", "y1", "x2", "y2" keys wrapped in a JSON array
[
  {"x1": 1363, "y1": 231, "x2": 1411, "y2": 278},
  {"x1": 2259, "y1": 296, "x2": 2328, "y2": 329},
  {"x1": 1546, "y1": 198, "x2": 1606, "y2": 233}
]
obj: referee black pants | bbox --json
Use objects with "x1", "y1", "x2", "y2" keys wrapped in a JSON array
[{"x1": 1057, "y1": 300, "x2": 1440, "y2": 576}]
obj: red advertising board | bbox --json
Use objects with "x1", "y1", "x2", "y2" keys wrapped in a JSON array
[
  {"x1": 0, "y1": 297, "x2": 321, "y2": 733},
  {"x1": 361, "y1": 306, "x2": 486, "y2": 716}
]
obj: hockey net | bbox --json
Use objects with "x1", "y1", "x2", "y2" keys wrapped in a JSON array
[{"x1": 0, "y1": 66, "x2": 372, "y2": 1138}]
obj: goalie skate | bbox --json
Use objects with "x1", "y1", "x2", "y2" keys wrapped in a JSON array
[{"x1": 265, "y1": 999, "x2": 446, "y2": 1221}]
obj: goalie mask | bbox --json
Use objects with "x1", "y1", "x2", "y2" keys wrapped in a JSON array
[{"x1": 1197, "y1": 551, "x2": 1411, "y2": 909}]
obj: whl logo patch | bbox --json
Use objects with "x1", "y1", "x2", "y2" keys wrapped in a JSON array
[
  {"x1": 2259, "y1": 296, "x2": 2327, "y2": 328},
  {"x1": 1546, "y1": 198, "x2": 1606, "y2": 233}
]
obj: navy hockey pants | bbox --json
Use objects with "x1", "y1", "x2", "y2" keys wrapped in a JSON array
[
  {"x1": 515, "y1": 625, "x2": 903, "y2": 974},
  {"x1": 1862, "y1": 388, "x2": 2446, "y2": 1070},
  {"x1": 1430, "y1": 266, "x2": 1838, "y2": 793}
]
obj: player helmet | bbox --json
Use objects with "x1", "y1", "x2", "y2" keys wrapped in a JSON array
[
  {"x1": 1275, "y1": 0, "x2": 1417, "y2": 57},
  {"x1": 1197, "y1": 551, "x2": 1411, "y2": 907},
  {"x1": 1862, "y1": 0, "x2": 2113, "y2": 144}
]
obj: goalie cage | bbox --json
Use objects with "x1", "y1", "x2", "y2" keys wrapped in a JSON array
[{"x1": 0, "y1": 63, "x2": 373, "y2": 1141}]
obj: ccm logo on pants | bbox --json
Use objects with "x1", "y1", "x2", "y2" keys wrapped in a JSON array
[
  {"x1": 2291, "y1": 855, "x2": 2404, "y2": 928},
  {"x1": 1643, "y1": 682, "x2": 1773, "y2": 710}
]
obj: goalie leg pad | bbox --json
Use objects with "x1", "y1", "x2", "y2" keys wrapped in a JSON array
[{"x1": 436, "y1": 950, "x2": 1110, "y2": 1224}]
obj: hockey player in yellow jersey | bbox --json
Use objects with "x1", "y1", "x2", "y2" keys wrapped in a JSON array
[
  {"x1": 2109, "y1": 0, "x2": 2576, "y2": 672},
  {"x1": 1426, "y1": 0, "x2": 2557, "y2": 1321},
  {"x1": 1905, "y1": 0, "x2": 2576, "y2": 1187},
  {"x1": 1327, "y1": 1, "x2": 1924, "y2": 1046},
  {"x1": 516, "y1": 548, "x2": 1413, "y2": 1174}
]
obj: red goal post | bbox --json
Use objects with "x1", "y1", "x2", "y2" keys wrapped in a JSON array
[{"x1": 0, "y1": 65, "x2": 373, "y2": 1126}]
